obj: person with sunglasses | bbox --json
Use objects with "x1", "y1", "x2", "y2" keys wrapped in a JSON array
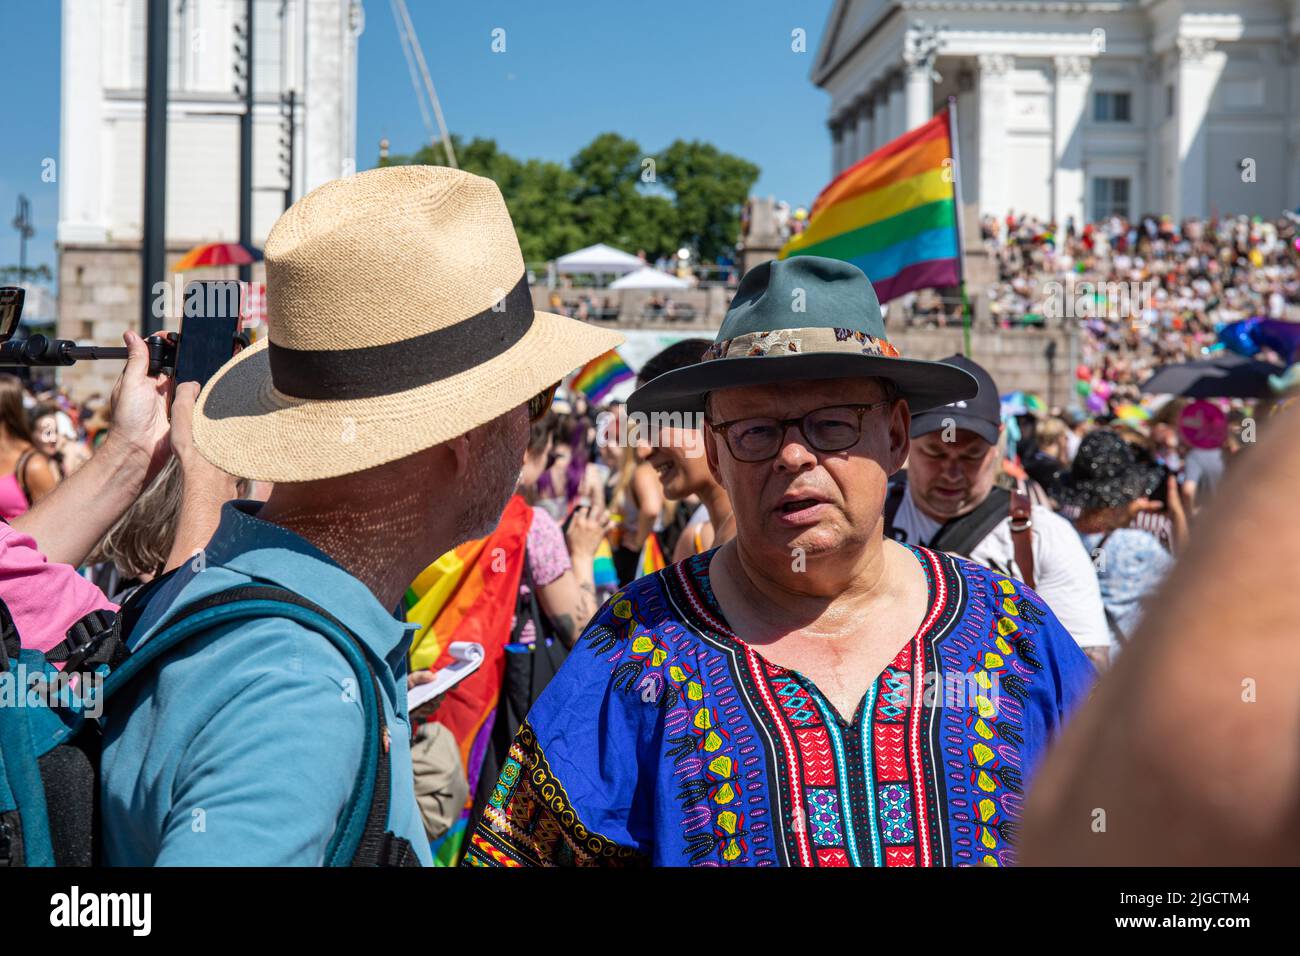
[
  {"x1": 98, "y1": 167, "x2": 621, "y2": 866},
  {"x1": 467, "y1": 256, "x2": 1094, "y2": 868}
]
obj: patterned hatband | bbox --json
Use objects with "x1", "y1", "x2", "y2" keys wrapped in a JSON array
[{"x1": 702, "y1": 327, "x2": 903, "y2": 362}]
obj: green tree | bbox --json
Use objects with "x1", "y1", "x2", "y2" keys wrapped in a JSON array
[
  {"x1": 380, "y1": 132, "x2": 758, "y2": 263},
  {"x1": 655, "y1": 140, "x2": 759, "y2": 261},
  {"x1": 569, "y1": 133, "x2": 677, "y2": 257}
]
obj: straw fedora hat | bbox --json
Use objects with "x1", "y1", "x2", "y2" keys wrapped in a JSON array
[{"x1": 193, "y1": 165, "x2": 623, "y2": 482}]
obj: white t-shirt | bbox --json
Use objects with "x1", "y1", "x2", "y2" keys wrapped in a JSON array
[{"x1": 891, "y1": 487, "x2": 1112, "y2": 650}]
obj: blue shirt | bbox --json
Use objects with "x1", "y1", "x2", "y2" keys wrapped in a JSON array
[
  {"x1": 467, "y1": 545, "x2": 1094, "y2": 867},
  {"x1": 1079, "y1": 527, "x2": 1174, "y2": 641},
  {"x1": 101, "y1": 501, "x2": 430, "y2": 866}
]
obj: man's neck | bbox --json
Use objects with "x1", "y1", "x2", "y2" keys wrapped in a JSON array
[
  {"x1": 698, "y1": 482, "x2": 732, "y2": 532},
  {"x1": 257, "y1": 487, "x2": 452, "y2": 613},
  {"x1": 716, "y1": 530, "x2": 894, "y2": 635}
]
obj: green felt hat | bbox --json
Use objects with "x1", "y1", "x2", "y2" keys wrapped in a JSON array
[{"x1": 627, "y1": 256, "x2": 977, "y2": 415}]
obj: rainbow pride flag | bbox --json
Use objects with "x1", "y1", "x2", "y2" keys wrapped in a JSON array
[
  {"x1": 571, "y1": 349, "x2": 634, "y2": 402},
  {"x1": 780, "y1": 109, "x2": 961, "y2": 303},
  {"x1": 637, "y1": 532, "x2": 666, "y2": 579},
  {"x1": 592, "y1": 537, "x2": 619, "y2": 591}
]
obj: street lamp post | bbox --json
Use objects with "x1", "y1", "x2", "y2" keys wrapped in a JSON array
[
  {"x1": 140, "y1": 0, "x2": 169, "y2": 336},
  {"x1": 11, "y1": 196, "x2": 33, "y2": 282},
  {"x1": 235, "y1": 0, "x2": 255, "y2": 283}
]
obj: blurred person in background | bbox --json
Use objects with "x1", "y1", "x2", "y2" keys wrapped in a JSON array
[
  {"x1": 513, "y1": 413, "x2": 613, "y2": 646},
  {"x1": 0, "y1": 374, "x2": 58, "y2": 518},
  {"x1": 608, "y1": 441, "x2": 663, "y2": 584},
  {"x1": 535, "y1": 413, "x2": 606, "y2": 522},
  {"x1": 1059, "y1": 429, "x2": 1185, "y2": 647},
  {"x1": 80, "y1": 458, "x2": 256, "y2": 604},
  {"x1": 886, "y1": 355, "x2": 1113, "y2": 669},
  {"x1": 30, "y1": 403, "x2": 92, "y2": 481},
  {"x1": 633, "y1": 338, "x2": 735, "y2": 561},
  {"x1": 1022, "y1": 401, "x2": 1300, "y2": 865},
  {"x1": 1021, "y1": 415, "x2": 1071, "y2": 498}
]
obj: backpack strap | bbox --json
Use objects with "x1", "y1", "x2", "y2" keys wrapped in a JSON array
[
  {"x1": 42, "y1": 568, "x2": 179, "y2": 674},
  {"x1": 44, "y1": 608, "x2": 126, "y2": 672},
  {"x1": 929, "y1": 486, "x2": 1012, "y2": 558},
  {"x1": 882, "y1": 472, "x2": 908, "y2": 541},
  {"x1": 15, "y1": 450, "x2": 34, "y2": 505},
  {"x1": 107, "y1": 584, "x2": 420, "y2": 867}
]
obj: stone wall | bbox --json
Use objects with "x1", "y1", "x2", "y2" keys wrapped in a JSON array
[
  {"x1": 533, "y1": 282, "x2": 1078, "y2": 404},
  {"x1": 890, "y1": 325, "x2": 1079, "y2": 409},
  {"x1": 53, "y1": 251, "x2": 1075, "y2": 407}
]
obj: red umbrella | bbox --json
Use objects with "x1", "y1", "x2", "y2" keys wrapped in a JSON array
[{"x1": 172, "y1": 241, "x2": 264, "y2": 272}]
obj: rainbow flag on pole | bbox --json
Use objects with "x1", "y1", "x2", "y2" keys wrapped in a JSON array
[
  {"x1": 780, "y1": 109, "x2": 962, "y2": 303},
  {"x1": 571, "y1": 349, "x2": 634, "y2": 402}
]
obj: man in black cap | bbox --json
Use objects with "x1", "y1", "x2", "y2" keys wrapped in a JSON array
[{"x1": 885, "y1": 354, "x2": 1112, "y2": 669}]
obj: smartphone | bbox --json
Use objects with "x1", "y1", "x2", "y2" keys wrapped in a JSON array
[
  {"x1": 175, "y1": 280, "x2": 242, "y2": 388},
  {"x1": 0, "y1": 287, "x2": 24, "y2": 340},
  {"x1": 563, "y1": 497, "x2": 591, "y2": 533}
]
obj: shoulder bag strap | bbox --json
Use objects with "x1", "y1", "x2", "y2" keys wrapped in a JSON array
[{"x1": 1009, "y1": 484, "x2": 1036, "y2": 591}]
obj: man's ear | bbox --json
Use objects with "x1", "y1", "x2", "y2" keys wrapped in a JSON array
[
  {"x1": 704, "y1": 425, "x2": 723, "y2": 485},
  {"x1": 889, "y1": 400, "x2": 911, "y2": 473},
  {"x1": 447, "y1": 433, "x2": 472, "y2": 480}
]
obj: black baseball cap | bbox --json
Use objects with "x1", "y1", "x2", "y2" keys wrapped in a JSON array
[{"x1": 908, "y1": 354, "x2": 1001, "y2": 445}]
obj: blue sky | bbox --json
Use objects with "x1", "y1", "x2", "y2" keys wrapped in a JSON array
[{"x1": 0, "y1": 0, "x2": 835, "y2": 279}]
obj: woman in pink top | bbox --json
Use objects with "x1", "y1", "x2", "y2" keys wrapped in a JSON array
[{"x1": 0, "y1": 374, "x2": 57, "y2": 519}]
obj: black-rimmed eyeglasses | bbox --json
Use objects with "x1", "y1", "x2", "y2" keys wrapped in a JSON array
[{"x1": 708, "y1": 401, "x2": 892, "y2": 463}]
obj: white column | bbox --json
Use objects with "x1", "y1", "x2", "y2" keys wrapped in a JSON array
[
  {"x1": 58, "y1": 0, "x2": 107, "y2": 244},
  {"x1": 856, "y1": 100, "x2": 873, "y2": 161},
  {"x1": 1173, "y1": 36, "x2": 1221, "y2": 219},
  {"x1": 977, "y1": 54, "x2": 1015, "y2": 217},
  {"x1": 903, "y1": 63, "x2": 934, "y2": 131},
  {"x1": 872, "y1": 87, "x2": 889, "y2": 150},
  {"x1": 840, "y1": 113, "x2": 856, "y2": 170},
  {"x1": 1053, "y1": 55, "x2": 1091, "y2": 228},
  {"x1": 887, "y1": 72, "x2": 906, "y2": 141}
]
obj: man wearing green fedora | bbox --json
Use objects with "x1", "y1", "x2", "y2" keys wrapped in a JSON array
[{"x1": 467, "y1": 257, "x2": 1095, "y2": 868}]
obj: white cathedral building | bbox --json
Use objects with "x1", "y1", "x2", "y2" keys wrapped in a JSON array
[
  {"x1": 814, "y1": 0, "x2": 1300, "y2": 226},
  {"x1": 57, "y1": 0, "x2": 363, "y2": 395}
]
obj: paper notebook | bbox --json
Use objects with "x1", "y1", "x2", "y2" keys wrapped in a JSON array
[{"x1": 407, "y1": 641, "x2": 484, "y2": 712}]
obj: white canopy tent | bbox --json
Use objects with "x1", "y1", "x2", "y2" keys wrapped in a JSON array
[
  {"x1": 607, "y1": 266, "x2": 691, "y2": 290},
  {"x1": 554, "y1": 243, "x2": 644, "y2": 276}
]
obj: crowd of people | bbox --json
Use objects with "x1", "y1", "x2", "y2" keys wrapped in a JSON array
[
  {"x1": 981, "y1": 210, "x2": 1300, "y2": 413},
  {"x1": 3, "y1": 168, "x2": 1297, "y2": 869}
]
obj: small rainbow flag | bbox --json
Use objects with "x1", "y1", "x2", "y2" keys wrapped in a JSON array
[
  {"x1": 592, "y1": 538, "x2": 619, "y2": 591},
  {"x1": 637, "y1": 532, "x2": 666, "y2": 579},
  {"x1": 780, "y1": 109, "x2": 962, "y2": 303},
  {"x1": 571, "y1": 349, "x2": 634, "y2": 402}
]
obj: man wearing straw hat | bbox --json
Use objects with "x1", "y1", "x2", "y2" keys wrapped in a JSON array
[
  {"x1": 100, "y1": 166, "x2": 622, "y2": 866},
  {"x1": 467, "y1": 256, "x2": 1093, "y2": 868}
]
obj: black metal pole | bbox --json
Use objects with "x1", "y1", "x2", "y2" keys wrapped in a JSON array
[
  {"x1": 239, "y1": 0, "x2": 254, "y2": 283},
  {"x1": 141, "y1": 0, "x2": 169, "y2": 335},
  {"x1": 15, "y1": 196, "x2": 31, "y2": 281},
  {"x1": 284, "y1": 89, "x2": 296, "y2": 211}
]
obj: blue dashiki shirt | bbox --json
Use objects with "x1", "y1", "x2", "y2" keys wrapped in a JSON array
[{"x1": 465, "y1": 544, "x2": 1094, "y2": 867}]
